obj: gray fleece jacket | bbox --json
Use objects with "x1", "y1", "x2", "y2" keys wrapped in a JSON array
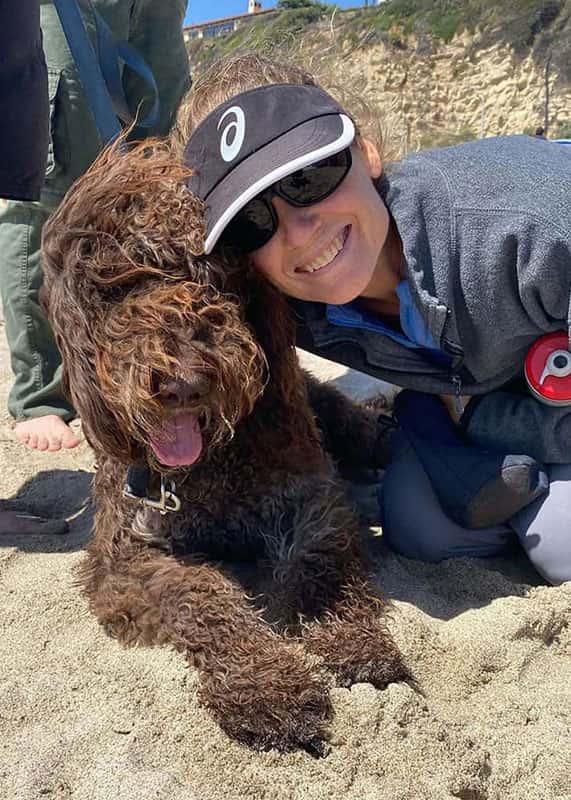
[{"x1": 293, "y1": 135, "x2": 571, "y2": 464}]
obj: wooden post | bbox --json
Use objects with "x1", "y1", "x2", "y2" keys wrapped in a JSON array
[{"x1": 543, "y1": 51, "x2": 552, "y2": 136}]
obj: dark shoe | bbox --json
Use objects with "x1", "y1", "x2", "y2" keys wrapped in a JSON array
[
  {"x1": 394, "y1": 391, "x2": 549, "y2": 529},
  {"x1": 0, "y1": 511, "x2": 69, "y2": 536}
]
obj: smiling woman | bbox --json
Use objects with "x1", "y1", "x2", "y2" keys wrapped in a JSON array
[
  {"x1": 181, "y1": 80, "x2": 396, "y2": 306},
  {"x1": 174, "y1": 50, "x2": 571, "y2": 586},
  {"x1": 217, "y1": 149, "x2": 353, "y2": 256},
  {"x1": 246, "y1": 141, "x2": 394, "y2": 307}
]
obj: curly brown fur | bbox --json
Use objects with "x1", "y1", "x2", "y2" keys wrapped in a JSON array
[
  {"x1": 305, "y1": 376, "x2": 395, "y2": 481},
  {"x1": 42, "y1": 138, "x2": 410, "y2": 754}
]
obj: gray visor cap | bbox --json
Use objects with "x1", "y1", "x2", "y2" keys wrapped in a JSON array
[{"x1": 183, "y1": 84, "x2": 355, "y2": 254}]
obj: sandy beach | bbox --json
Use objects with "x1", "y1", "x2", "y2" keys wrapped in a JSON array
[{"x1": 1, "y1": 315, "x2": 570, "y2": 799}]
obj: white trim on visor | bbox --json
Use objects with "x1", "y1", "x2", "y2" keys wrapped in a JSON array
[{"x1": 204, "y1": 114, "x2": 355, "y2": 254}]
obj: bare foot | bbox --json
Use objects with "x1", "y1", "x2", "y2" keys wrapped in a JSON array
[
  {"x1": 0, "y1": 511, "x2": 69, "y2": 535},
  {"x1": 14, "y1": 415, "x2": 81, "y2": 452}
]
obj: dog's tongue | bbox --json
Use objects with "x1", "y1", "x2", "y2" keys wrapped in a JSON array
[{"x1": 150, "y1": 413, "x2": 203, "y2": 467}]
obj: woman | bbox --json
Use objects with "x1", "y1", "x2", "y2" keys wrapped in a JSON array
[{"x1": 175, "y1": 53, "x2": 571, "y2": 584}]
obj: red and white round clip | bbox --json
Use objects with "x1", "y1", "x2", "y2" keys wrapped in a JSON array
[{"x1": 524, "y1": 332, "x2": 571, "y2": 406}]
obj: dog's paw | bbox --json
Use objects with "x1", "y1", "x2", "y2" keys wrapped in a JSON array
[
  {"x1": 329, "y1": 648, "x2": 412, "y2": 689},
  {"x1": 199, "y1": 644, "x2": 333, "y2": 754},
  {"x1": 304, "y1": 617, "x2": 411, "y2": 690}
]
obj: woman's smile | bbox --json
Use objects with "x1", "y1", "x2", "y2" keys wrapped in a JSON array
[
  {"x1": 250, "y1": 140, "x2": 393, "y2": 305},
  {"x1": 294, "y1": 225, "x2": 350, "y2": 275}
]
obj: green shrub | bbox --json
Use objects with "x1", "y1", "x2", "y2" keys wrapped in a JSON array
[
  {"x1": 419, "y1": 127, "x2": 478, "y2": 150},
  {"x1": 554, "y1": 121, "x2": 571, "y2": 138},
  {"x1": 428, "y1": 9, "x2": 464, "y2": 42},
  {"x1": 344, "y1": 0, "x2": 564, "y2": 50},
  {"x1": 276, "y1": 0, "x2": 331, "y2": 32}
]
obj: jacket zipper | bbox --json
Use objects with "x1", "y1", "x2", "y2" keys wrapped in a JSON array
[{"x1": 451, "y1": 373, "x2": 465, "y2": 418}]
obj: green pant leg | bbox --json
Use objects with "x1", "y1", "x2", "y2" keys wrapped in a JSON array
[
  {"x1": 126, "y1": 0, "x2": 191, "y2": 138},
  {"x1": 0, "y1": 198, "x2": 75, "y2": 420},
  {"x1": 0, "y1": 1, "x2": 132, "y2": 421},
  {"x1": 0, "y1": 61, "x2": 77, "y2": 423}
]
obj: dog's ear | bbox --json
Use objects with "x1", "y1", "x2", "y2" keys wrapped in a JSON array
[
  {"x1": 244, "y1": 275, "x2": 321, "y2": 445},
  {"x1": 42, "y1": 262, "x2": 145, "y2": 463},
  {"x1": 42, "y1": 135, "x2": 208, "y2": 298},
  {"x1": 68, "y1": 350, "x2": 144, "y2": 463},
  {"x1": 40, "y1": 137, "x2": 201, "y2": 464},
  {"x1": 244, "y1": 276, "x2": 297, "y2": 387}
]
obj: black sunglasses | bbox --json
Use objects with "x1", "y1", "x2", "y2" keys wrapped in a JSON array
[{"x1": 217, "y1": 148, "x2": 352, "y2": 255}]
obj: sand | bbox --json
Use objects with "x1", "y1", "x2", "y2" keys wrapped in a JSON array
[{"x1": 1, "y1": 321, "x2": 570, "y2": 800}]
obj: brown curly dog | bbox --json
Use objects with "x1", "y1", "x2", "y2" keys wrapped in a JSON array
[{"x1": 41, "y1": 138, "x2": 410, "y2": 755}]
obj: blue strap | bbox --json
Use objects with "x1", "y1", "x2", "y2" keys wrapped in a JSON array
[
  {"x1": 52, "y1": 0, "x2": 160, "y2": 145},
  {"x1": 52, "y1": 0, "x2": 120, "y2": 143},
  {"x1": 86, "y1": 0, "x2": 160, "y2": 129}
]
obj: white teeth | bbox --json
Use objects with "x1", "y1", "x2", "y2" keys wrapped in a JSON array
[{"x1": 300, "y1": 232, "x2": 345, "y2": 273}]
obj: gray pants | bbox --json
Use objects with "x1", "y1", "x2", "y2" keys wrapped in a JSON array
[
  {"x1": 0, "y1": 0, "x2": 190, "y2": 421},
  {"x1": 380, "y1": 437, "x2": 571, "y2": 585}
]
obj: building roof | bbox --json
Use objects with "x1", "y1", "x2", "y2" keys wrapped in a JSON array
[{"x1": 184, "y1": 8, "x2": 276, "y2": 32}]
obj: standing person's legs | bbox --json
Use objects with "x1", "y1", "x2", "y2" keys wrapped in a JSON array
[
  {"x1": 0, "y1": 1, "x2": 133, "y2": 451},
  {"x1": 509, "y1": 464, "x2": 571, "y2": 585},
  {"x1": 0, "y1": 3, "x2": 104, "y2": 450},
  {"x1": 0, "y1": 195, "x2": 76, "y2": 446},
  {"x1": 380, "y1": 433, "x2": 516, "y2": 563}
]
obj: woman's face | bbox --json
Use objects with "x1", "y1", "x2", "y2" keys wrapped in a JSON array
[{"x1": 248, "y1": 140, "x2": 391, "y2": 305}]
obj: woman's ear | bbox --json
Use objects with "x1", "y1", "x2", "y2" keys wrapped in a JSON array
[{"x1": 357, "y1": 137, "x2": 383, "y2": 180}]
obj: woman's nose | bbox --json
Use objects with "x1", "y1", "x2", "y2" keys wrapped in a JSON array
[{"x1": 271, "y1": 196, "x2": 320, "y2": 247}]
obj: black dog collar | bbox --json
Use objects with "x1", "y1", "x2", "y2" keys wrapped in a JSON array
[{"x1": 123, "y1": 465, "x2": 181, "y2": 515}]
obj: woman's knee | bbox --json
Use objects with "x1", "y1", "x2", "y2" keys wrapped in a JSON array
[
  {"x1": 379, "y1": 445, "x2": 440, "y2": 561},
  {"x1": 524, "y1": 544, "x2": 571, "y2": 585},
  {"x1": 511, "y1": 464, "x2": 571, "y2": 585},
  {"x1": 380, "y1": 443, "x2": 513, "y2": 563}
]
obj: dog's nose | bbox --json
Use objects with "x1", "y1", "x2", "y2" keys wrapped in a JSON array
[{"x1": 157, "y1": 374, "x2": 210, "y2": 406}]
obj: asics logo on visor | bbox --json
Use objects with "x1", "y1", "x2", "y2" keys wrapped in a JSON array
[{"x1": 218, "y1": 106, "x2": 246, "y2": 162}]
